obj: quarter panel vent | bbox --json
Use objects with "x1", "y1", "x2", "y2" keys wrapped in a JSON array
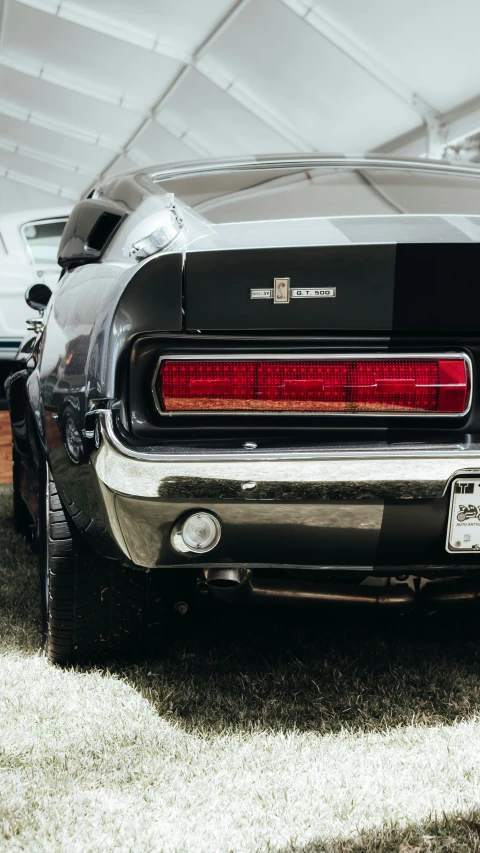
[{"x1": 86, "y1": 212, "x2": 123, "y2": 252}]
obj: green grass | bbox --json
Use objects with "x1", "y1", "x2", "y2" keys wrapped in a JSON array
[{"x1": 2, "y1": 486, "x2": 480, "y2": 851}]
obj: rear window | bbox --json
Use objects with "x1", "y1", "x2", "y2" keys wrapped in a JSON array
[
  {"x1": 154, "y1": 165, "x2": 480, "y2": 223},
  {"x1": 22, "y1": 219, "x2": 66, "y2": 264}
]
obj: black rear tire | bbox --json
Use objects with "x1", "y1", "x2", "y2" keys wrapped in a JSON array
[{"x1": 40, "y1": 466, "x2": 151, "y2": 665}]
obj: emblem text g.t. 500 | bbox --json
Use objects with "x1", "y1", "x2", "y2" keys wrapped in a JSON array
[{"x1": 250, "y1": 278, "x2": 336, "y2": 303}]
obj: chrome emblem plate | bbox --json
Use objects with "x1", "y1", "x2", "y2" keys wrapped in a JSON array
[{"x1": 250, "y1": 279, "x2": 336, "y2": 302}]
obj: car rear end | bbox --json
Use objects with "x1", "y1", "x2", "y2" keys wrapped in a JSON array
[{"x1": 80, "y1": 159, "x2": 480, "y2": 610}]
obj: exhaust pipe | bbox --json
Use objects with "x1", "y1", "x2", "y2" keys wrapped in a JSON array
[
  {"x1": 249, "y1": 578, "x2": 415, "y2": 608},
  {"x1": 202, "y1": 569, "x2": 415, "y2": 609},
  {"x1": 421, "y1": 579, "x2": 480, "y2": 606},
  {"x1": 201, "y1": 567, "x2": 251, "y2": 602},
  {"x1": 202, "y1": 570, "x2": 480, "y2": 609}
]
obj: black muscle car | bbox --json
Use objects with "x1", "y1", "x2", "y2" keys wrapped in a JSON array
[{"x1": 9, "y1": 154, "x2": 480, "y2": 664}]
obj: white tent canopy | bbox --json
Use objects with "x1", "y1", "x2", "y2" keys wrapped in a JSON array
[{"x1": 1, "y1": 0, "x2": 480, "y2": 213}]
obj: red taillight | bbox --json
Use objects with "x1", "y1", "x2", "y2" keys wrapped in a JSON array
[{"x1": 157, "y1": 358, "x2": 470, "y2": 414}]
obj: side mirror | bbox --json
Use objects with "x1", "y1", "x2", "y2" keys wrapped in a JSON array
[{"x1": 25, "y1": 283, "x2": 52, "y2": 312}]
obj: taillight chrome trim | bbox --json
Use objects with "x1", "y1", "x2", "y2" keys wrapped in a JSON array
[{"x1": 153, "y1": 352, "x2": 473, "y2": 418}]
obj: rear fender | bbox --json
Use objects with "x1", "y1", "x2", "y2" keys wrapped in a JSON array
[
  {"x1": 26, "y1": 368, "x2": 46, "y2": 456},
  {"x1": 7, "y1": 368, "x2": 43, "y2": 525},
  {"x1": 7, "y1": 369, "x2": 33, "y2": 457}
]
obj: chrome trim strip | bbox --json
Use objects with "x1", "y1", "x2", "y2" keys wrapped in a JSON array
[
  {"x1": 152, "y1": 352, "x2": 473, "y2": 418},
  {"x1": 157, "y1": 563, "x2": 377, "y2": 571},
  {"x1": 101, "y1": 410, "x2": 480, "y2": 464}
]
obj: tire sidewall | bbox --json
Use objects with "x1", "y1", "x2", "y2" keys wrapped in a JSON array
[{"x1": 38, "y1": 461, "x2": 49, "y2": 647}]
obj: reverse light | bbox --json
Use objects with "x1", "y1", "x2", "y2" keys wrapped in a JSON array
[
  {"x1": 172, "y1": 512, "x2": 222, "y2": 554},
  {"x1": 156, "y1": 356, "x2": 471, "y2": 415}
]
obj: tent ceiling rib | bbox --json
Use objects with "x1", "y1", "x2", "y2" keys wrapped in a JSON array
[{"x1": 0, "y1": 0, "x2": 480, "y2": 209}]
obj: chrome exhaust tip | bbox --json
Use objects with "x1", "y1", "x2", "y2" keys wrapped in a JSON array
[{"x1": 201, "y1": 567, "x2": 251, "y2": 602}]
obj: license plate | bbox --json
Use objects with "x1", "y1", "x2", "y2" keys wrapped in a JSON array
[{"x1": 447, "y1": 478, "x2": 480, "y2": 552}]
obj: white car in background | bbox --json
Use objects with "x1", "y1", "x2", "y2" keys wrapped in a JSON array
[{"x1": 0, "y1": 208, "x2": 68, "y2": 398}]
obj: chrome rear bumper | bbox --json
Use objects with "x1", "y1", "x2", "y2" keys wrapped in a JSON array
[
  {"x1": 91, "y1": 412, "x2": 480, "y2": 569},
  {"x1": 96, "y1": 412, "x2": 480, "y2": 500}
]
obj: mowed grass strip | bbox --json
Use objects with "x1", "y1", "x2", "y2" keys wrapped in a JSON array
[{"x1": 2, "y1": 487, "x2": 480, "y2": 851}]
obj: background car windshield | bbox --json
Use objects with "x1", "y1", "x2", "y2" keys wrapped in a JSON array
[
  {"x1": 22, "y1": 220, "x2": 66, "y2": 264},
  {"x1": 155, "y1": 166, "x2": 480, "y2": 222}
]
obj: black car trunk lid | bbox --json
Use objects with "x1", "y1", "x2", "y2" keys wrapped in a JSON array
[
  {"x1": 184, "y1": 244, "x2": 395, "y2": 331},
  {"x1": 184, "y1": 242, "x2": 480, "y2": 333}
]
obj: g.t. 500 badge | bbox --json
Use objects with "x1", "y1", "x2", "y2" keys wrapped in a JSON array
[{"x1": 250, "y1": 278, "x2": 336, "y2": 303}]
